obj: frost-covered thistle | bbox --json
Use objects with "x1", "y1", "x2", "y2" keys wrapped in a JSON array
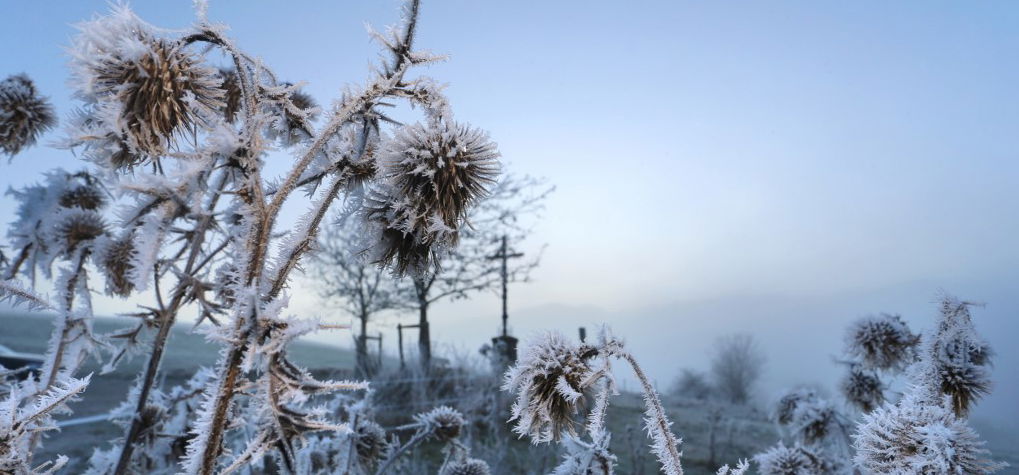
[
  {"x1": 845, "y1": 313, "x2": 919, "y2": 372},
  {"x1": 925, "y1": 298, "x2": 993, "y2": 416},
  {"x1": 364, "y1": 121, "x2": 499, "y2": 274},
  {"x1": 503, "y1": 332, "x2": 599, "y2": 442},
  {"x1": 54, "y1": 209, "x2": 105, "y2": 253},
  {"x1": 853, "y1": 392, "x2": 1004, "y2": 474},
  {"x1": 58, "y1": 182, "x2": 105, "y2": 210},
  {"x1": 353, "y1": 420, "x2": 388, "y2": 468},
  {"x1": 0, "y1": 74, "x2": 56, "y2": 158},
  {"x1": 771, "y1": 388, "x2": 838, "y2": 445},
  {"x1": 95, "y1": 236, "x2": 135, "y2": 297},
  {"x1": 754, "y1": 443, "x2": 832, "y2": 475},
  {"x1": 505, "y1": 330, "x2": 686, "y2": 475},
  {"x1": 840, "y1": 367, "x2": 884, "y2": 413},
  {"x1": 851, "y1": 295, "x2": 1005, "y2": 473},
  {"x1": 416, "y1": 405, "x2": 466, "y2": 442},
  {"x1": 68, "y1": 6, "x2": 223, "y2": 164},
  {"x1": 440, "y1": 458, "x2": 492, "y2": 475},
  {"x1": 216, "y1": 68, "x2": 242, "y2": 123}
]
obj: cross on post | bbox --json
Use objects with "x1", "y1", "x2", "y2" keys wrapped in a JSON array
[{"x1": 488, "y1": 235, "x2": 524, "y2": 337}]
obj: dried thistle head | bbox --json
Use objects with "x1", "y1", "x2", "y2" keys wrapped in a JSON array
[
  {"x1": 92, "y1": 37, "x2": 222, "y2": 160},
  {"x1": 416, "y1": 406, "x2": 465, "y2": 442},
  {"x1": 926, "y1": 297, "x2": 994, "y2": 417},
  {"x1": 503, "y1": 332, "x2": 600, "y2": 443},
  {"x1": 440, "y1": 459, "x2": 491, "y2": 475},
  {"x1": 798, "y1": 403, "x2": 835, "y2": 444},
  {"x1": 841, "y1": 367, "x2": 884, "y2": 413},
  {"x1": 363, "y1": 121, "x2": 499, "y2": 275},
  {"x1": 136, "y1": 405, "x2": 167, "y2": 446},
  {"x1": 0, "y1": 74, "x2": 56, "y2": 157},
  {"x1": 773, "y1": 388, "x2": 836, "y2": 444},
  {"x1": 59, "y1": 183, "x2": 105, "y2": 211},
  {"x1": 55, "y1": 210, "x2": 105, "y2": 253},
  {"x1": 353, "y1": 420, "x2": 387, "y2": 468},
  {"x1": 774, "y1": 388, "x2": 813, "y2": 426},
  {"x1": 98, "y1": 236, "x2": 135, "y2": 297},
  {"x1": 846, "y1": 313, "x2": 920, "y2": 371},
  {"x1": 754, "y1": 443, "x2": 833, "y2": 475},
  {"x1": 852, "y1": 392, "x2": 1005, "y2": 474},
  {"x1": 218, "y1": 68, "x2": 243, "y2": 123},
  {"x1": 934, "y1": 333, "x2": 992, "y2": 417}
]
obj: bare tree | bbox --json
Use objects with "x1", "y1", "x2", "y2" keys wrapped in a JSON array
[
  {"x1": 671, "y1": 368, "x2": 713, "y2": 401},
  {"x1": 710, "y1": 333, "x2": 765, "y2": 405},
  {"x1": 309, "y1": 214, "x2": 400, "y2": 377},
  {"x1": 396, "y1": 173, "x2": 552, "y2": 369}
]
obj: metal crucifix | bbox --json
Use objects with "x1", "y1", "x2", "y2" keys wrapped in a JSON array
[{"x1": 488, "y1": 235, "x2": 523, "y2": 337}]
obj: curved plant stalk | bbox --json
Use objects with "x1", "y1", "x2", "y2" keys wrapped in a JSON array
[{"x1": 618, "y1": 351, "x2": 684, "y2": 475}]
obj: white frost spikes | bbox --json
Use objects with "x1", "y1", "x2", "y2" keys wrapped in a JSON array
[
  {"x1": 504, "y1": 329, "x2": 685, "y2": 475},
  {"x1": 0, "y1": 74, "x2": 56, "y2": 158}
]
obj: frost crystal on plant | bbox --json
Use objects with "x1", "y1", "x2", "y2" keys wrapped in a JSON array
[
  {"x1": 845, "y1": 313, "x2": 919, "y2": 372},
  {"x1": 923, "y1": 298, "x2": 993, "y2": 416},
  {"x1": 440, "y1": 458, "x2": 491, "y2": 475},
  {"x1": 503, "y1": 332, "x2": 598, "y2": 443},
  {"x1": 68, "y1": 5, "x2": 223, "y2": 165},
  {"x1": 0, "y1": 74, "x2": 55, "y2": 157},
  {"x1": 363, "y1": 120, "x2": 499, "y2": 274},
  {"x1": 754, "y1": 443, "x2": 832, "y2": 475},
  {"x1": 416, "y1": 405, "x2": 466, "y2": 442},
  {"x1": 841, "y1": 367, "x2": 884, "y2": 413},
  {"x1": 853, "y1": 392, "x2": 1004, "y2": 474}
]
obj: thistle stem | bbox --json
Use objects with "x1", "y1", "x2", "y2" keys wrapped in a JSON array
[{"x1": 619, "y1": 351, "x2": 684, "y2": 475}]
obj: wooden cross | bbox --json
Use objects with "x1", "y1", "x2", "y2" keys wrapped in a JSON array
[{"x1": 487, "y1": 235, "x2": 524, "y2": 337}]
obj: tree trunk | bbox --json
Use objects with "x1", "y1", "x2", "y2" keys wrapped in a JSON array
[
  {"x1": 355, "y1": 313, "x2": 369, "y2": 378},
  {"x1": 418, "y1": 301, "x2": 430, "y2": 370}
]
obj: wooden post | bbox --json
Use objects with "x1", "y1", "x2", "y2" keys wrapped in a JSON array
[
  {"x1": 487, "y1": 235, "x2": 523, "y2": 337},
  {"x1": 397, "y1": 323, "x2": 422, "y2": 371},
  {"x1": 397, "y1": 323, "x2": 404, "y2": 370}
]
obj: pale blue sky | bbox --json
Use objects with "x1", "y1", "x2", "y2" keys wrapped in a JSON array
[{"x1": 2, "y1": 1, "x2": 1019, "y2": 431}]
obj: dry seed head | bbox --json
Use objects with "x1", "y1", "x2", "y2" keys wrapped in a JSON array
[
  {"x1": 504, "y1": 332, "x2": 599, "y2": 443},
  {"x1": 364, "y1": 121, "x2": 499, "y2": 275},
  {"x1": 841, "y1": 367, "x2": 884, "y2": 413},
  {"x1": 99, "y1": 236, "x2": 136, "y2": 297},
  {"x1": 0, "y1": 74, "x2": 56, "y2": 157},
  {"x1": 754, "y1": 443, "x2": 833, "y2": 475},
  {"x1": 59, "y1": 184, "x2": 106, "y2": 211},
  {"x1": 846, "y1": 313, "x2": 920, "y2": 371},
  {"x1": 774, "y1": 389, "x2": 812, "y2": 426},
  {"x1": 92, "y1": 36, "x2": 223, "y2": 161},
  {"x1": 852, "y1": 392, "x2": 1005, "y2": 473},
  {"x1": 441, "y1": 459, "x2": 491, "y2": 475},
  {"x1": 923, "y1": 298, "x2": 995, "y2": 417},
  {"x1": 55, "y1": 210, "x2": 105, "y2": 252},
  {"x1": 354, "y1": 420, "x2": 388, "y2": 467},
  {"x1": 218, "y1": 68, "x2": 243, "y2": 123},
  {"x1": 417, "y1": 406, "x2": 465, "y2": 442},
  {"x1": 934, "y1": 334, "x2": 992, "y2": 417}
]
